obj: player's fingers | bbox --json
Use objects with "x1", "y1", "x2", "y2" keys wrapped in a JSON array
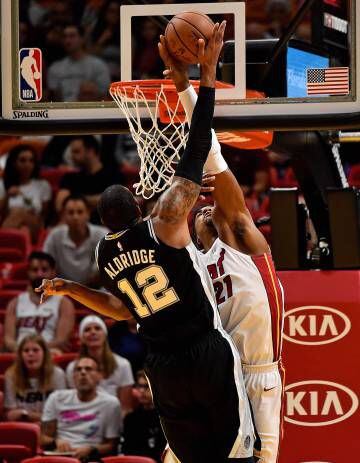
[
  {"x1": 198, "y1": 38, "x2": 205, "y2": 59},
  {"x1": 202, "y1": 174, "x2": 216, "y2": 184},
  {"x1": 200, "y1": 186, "x2": 215, "y2": 193},
  {"x1": 218, "y1": 20, "x2": 226, "y2": 41}
]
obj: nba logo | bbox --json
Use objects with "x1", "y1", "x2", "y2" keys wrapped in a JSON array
[{"x1": 19, "y1": 48, "x2": 42, "y2": 102}]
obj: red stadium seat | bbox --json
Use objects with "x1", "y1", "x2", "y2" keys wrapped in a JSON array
[
  {"x1": 0, "y1": 309, "x2": 6, "y2": 323},
  {"x1": 0, "y1": 353, "x2": 16, "y2": 374},
  {"x1": 53, "y1": 353, "x2": 78, "y2": 370},
  {"x1": 102, "y1": 457, "x2": 157, "y2": 463},
  {"x1": 0, "y1": 444, "x2": 32, "y2": 463},
  {"x1": 0, "y1": 390, "x2": 3, "y2": 418},
  {"x1": 23, "y1": 457, "x2": 80, "y2": 463},
  {"x1": 0, "y1": 229, "x2": 31, "y2": 262},
  {"x1": 348, "y1": 164, "x2": 360, "y2": 187},
  {"x1": 40, "y1": 167, "x2": 78, "y2": 195},
  {"x1": 0, "y1": 262, "x2": 28, "y2": 290},
  {"x1": 0, "y1": 289, "x2": 20, "y2": 309},
  {"x1": 0, "y1": 374, "x2": 5, "y2": 390},
  {"x1": 0, "y1": 422, "x2": 40, "y2": 463}
]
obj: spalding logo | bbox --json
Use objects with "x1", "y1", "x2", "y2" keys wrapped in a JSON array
[
  {"x1": 285, "y1": 380, "x2": 359, "y2": 426},
  {"x1": 283, "y1": 306, "x2": 351, "y2": 345}
]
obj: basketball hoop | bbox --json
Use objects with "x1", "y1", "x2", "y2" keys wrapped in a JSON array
[
  {"x1": 110, "y1": 80, "x2": 273, "y2": 199},
  {"x1": 110, "y1": 79, "x2": 233, "y2": 199}
]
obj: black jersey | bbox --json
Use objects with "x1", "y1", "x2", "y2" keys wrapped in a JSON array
[{"x1": 95, "y1": 218, "x2": 218, "y2": 349}]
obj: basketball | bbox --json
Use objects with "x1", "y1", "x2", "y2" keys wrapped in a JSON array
[
  {"x1": 165, "y1": 11, "x2": 214, "y2": 65},
  {"x1": 33, "y1": 71, "x2": 40, "y2": 79}
]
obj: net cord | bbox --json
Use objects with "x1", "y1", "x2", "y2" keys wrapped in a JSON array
[{"x1": 110, "y1": 84, "x2": 188, "y2": 199}]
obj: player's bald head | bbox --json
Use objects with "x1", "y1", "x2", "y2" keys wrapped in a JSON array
[{"x1": 98, "y1": 184, "x2": 141, "y2": 232}]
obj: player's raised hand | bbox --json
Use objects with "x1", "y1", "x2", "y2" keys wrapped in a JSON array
[
  {"x1": 197, "y1": 20, "x2": 226, "y2": 68},
  {"x1": 35, "y1": 278, "x2": 71, "y2": 303},
  {"x1": 158, "y1": 35, "x2": 189, "y2": 90}
]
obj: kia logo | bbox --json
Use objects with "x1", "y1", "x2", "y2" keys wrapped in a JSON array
[
  {"x1": 285, "y1": 380, "x2": 359, "y2": 426},
  {"x1": 283, "y1": 306, "x2": 351, "y2": 345}
]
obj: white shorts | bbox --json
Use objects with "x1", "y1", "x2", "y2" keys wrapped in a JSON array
[{"x1": 242, "y1": 361, "x2": 285, "y2": 463}]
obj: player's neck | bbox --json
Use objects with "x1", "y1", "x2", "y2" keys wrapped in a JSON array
[{"x1": 201, "y1": 232, "x2": 217, "y2": 253}]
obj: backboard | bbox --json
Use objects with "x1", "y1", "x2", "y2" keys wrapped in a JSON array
[{"x1": 0, "y1": 0, "x2": 359, "y2": 134}]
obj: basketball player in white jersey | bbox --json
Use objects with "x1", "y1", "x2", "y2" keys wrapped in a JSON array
[{"x1": 159, "y1": 37, "x2": 284, "y2": 463}]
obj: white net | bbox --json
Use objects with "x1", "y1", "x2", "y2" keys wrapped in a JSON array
[{"x1": 110, "y1": 82, "x2": 189, "y2": 199}]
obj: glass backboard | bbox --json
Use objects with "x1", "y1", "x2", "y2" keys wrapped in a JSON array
[{"x1": 0, "y1": 0, "x2": 359, "y2": 133}]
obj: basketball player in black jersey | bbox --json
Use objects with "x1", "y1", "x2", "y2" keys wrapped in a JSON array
[{"x1": 37, "y1": 22, "x2": 255, "y2": 463}]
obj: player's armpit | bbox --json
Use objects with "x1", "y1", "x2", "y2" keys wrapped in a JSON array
[{"x1": 213, "y1": 205, "x2": 269, "y2": 256}]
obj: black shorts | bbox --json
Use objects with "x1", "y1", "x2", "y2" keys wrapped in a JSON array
[{"x1": 145, "y1": 329, "x2": 254, "y2": 463}]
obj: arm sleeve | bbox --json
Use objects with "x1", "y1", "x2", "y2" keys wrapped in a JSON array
[
  {"x1": 174, "y1": 86, "x2": 215, "y2": 185},
  {"x1": 4, "y1": 374, "x2": 17, "y2": 409},
  {"x1": 115, "y1": 358, "x2": 134, "y2": 387},
  {"x1": 178, "y1": 85, "x2": 227, "y2": 174},
  {"x1": 104, "y1": 398, "x2": 123, "y2": 437},
  {"x1": 42, "y1": 392, "x2": 58, "y2": 422},
  {"x1": 65, "y1": 362, "x2": 75, "y2": 388},
  {"x1": 53, "y1": 367, "x2": 67, "y2": 390}
]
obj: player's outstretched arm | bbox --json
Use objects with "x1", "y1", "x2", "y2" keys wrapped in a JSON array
[
  {"x1": 35, "y1": 279, "x2": 133, "y2": 321},
  {"x1": 153, "y1": 21, "x2": 225, "y2": 248}
]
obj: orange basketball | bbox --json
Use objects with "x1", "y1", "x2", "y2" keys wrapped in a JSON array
[{"x1": 165, "y1": 12, "x2": 214, "y2": 65}]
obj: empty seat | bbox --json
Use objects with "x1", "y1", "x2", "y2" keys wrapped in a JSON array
[
  {"x1": 23, "y1": 457, "x2": 80, "y2": 463},
  {"x1": 0, "y1": 422, "x2": 40, "y2": 463},
  {"x1": 0, "y1": 229, "x2": 31, "y2": 263},
  {"x1": 53, "y1": 353, "x2": 78, "y2": 370},
  {"x1": 102, "y1": 456, "x2": 157, "y2": 463}
]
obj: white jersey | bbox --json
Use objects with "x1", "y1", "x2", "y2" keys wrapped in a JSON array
[
  {"x1": 202, "y1": 238, "x2": 284, "y2": 365},
  {"x1": 16, "y1": 292, "x2": 61, "y2": 343}
]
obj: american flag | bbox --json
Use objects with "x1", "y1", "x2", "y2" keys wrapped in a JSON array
[{"x1": 306, "y1": 67, "x2": 349, "y2": 95}]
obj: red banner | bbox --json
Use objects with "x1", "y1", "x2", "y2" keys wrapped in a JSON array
[{"x1": 278, "y1": 270, "x2": 360, "y2": 463}]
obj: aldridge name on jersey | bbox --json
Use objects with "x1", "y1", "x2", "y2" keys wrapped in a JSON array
[{"x1": 103, "y1": 249, "x2": 156, "y2": 279}]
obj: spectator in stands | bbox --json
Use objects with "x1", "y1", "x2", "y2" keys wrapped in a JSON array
[
  {"x1": 108, "y1": 319, "x2": 147, "y2": 376},
  {"x1": 0, "y1": 144, "x2": 52, "y2": 243},
  {"x1": 133, "y1": 18, "x2": 163, "y2": 79},
  {"x1": 47, "y1": 23, "x2": 111, "y2": 101},
  {"x1": 90, "y1": 0, "x2": 121, "y2": 81},
  {"x1": 265, "y1": 0, "x2": 292, "y2": 38},
  {"x1": 121, "y1": 370, "x2": 166, "y2": 463},
  {"x1": 4, "y1": 251, "x2": 75, "y2": 353},
  {"x1": 66, "y1": 316, "x2": 134, "y2": 415},
  {"x1": 41, "y1": 356, "x2": 122, "y2": 461},
  {"x1": 43, "y1": 195, "x2": 107, "y2": 286},
  {"x1": 55, "y1": 136, "x2": 124, "y2": 222},
  {"x1": 4, "y1": 334, "x2": 66, "y2": 422}
]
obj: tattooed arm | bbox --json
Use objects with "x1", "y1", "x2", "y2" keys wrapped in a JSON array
[{"x1": 152, "y1": 177, "x2": 200, "y2": 248}]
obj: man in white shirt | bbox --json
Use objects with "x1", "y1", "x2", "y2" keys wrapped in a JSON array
[
  {"x1": 47, "y1": 24, "x2": 111, "y2": 102},
  {"x1": 43, "y1": 195, "x2": 107, "y2": 286},
  {"x1": 41, "y1": 356, "x2": 122, "y2": 461},
  {"x1": 4, "y1": 251, "x2": 75, "y2": 353}
]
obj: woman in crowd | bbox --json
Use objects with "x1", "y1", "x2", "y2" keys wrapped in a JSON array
[
  {"x1": 66, "y1": 315, "x2": 134, "y2": 415},
  {"x1": 0, "y1": 144, "x2": 52, "y2": 242},
  {"x1": 4, "y1": 334, "x2": 66, "y2": 422}
]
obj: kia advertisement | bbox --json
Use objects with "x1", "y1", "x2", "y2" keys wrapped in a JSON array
[{"x1": 278, "y1": 270, "x2": 360, "y2": 462}]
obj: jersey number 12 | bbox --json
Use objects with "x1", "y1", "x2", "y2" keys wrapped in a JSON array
[{"x1": 118, "y1": 264, "x2": 179, "y2": 317}]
